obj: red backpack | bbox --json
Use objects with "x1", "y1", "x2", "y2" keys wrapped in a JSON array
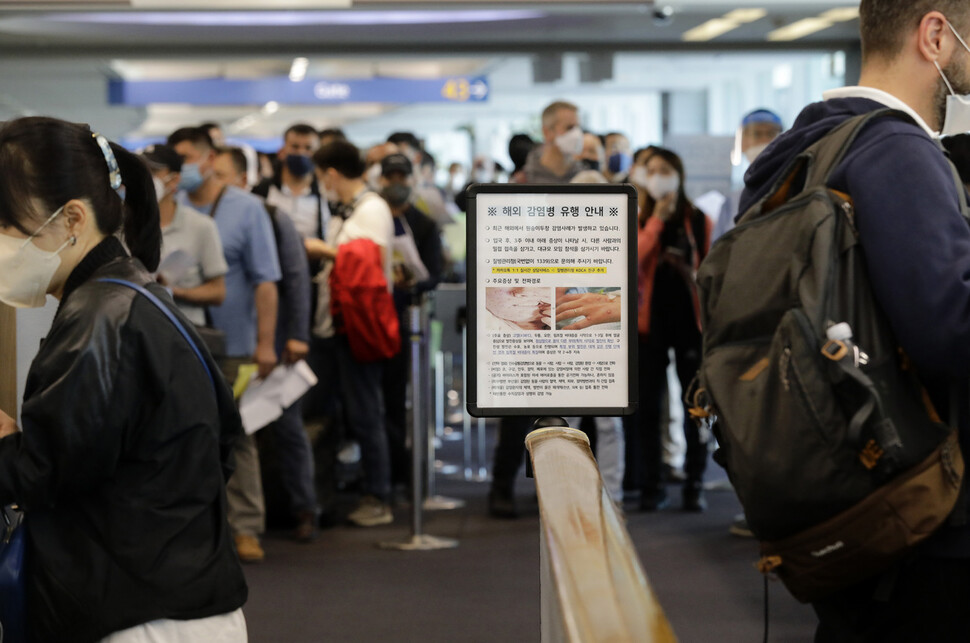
[{"x1": 330, "y1": 238, "x2": 400, "y2": 362}]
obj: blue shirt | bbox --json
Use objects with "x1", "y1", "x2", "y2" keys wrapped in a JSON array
[{"x1": 184, "y1": 186, "x2": 282, "y2": 357}]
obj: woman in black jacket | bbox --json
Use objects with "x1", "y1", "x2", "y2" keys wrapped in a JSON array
[{"x1": 0, "y1": 117, "x2": 247, "y2": 642}]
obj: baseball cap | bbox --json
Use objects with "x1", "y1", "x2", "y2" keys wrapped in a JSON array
[
  {"x1": 140, "y1": 144, "x2": 184, "y2": 173},
  {"x1": 380, "y1": 153, "x2": 413, "y2": 177}
]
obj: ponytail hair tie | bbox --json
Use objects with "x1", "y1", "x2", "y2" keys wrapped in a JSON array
[{"x1": 92, "y1": 132, "x2": 123, "y2": 191}]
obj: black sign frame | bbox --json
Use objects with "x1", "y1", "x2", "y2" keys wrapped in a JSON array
[{"x1": 466, "y1": 183, "x2": 639, "y2": 418}]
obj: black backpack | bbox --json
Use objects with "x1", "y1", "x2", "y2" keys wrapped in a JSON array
[{"x1": 691, "y1": 109, "x2": 966, "y2": 603}]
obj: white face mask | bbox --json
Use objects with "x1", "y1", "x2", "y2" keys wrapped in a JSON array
[
  {"x1": 644, "y1": 174, "x2": 680, "y2": 201},
  {"x1": 554, "y1": 126, "x2": 584, "y2": 158},
  {"x1": 450, "y1": 173, "x2": 467, "y2": 192},
  {"x1": 365, "y1": 163, "x2": 383, "y2": 190},
  {"x1": 744, "y1": 143, "x2": 770, "y2": 164},
  {"x1": 152, "y1": 175, "x2": 177, "y2": 204},
  {"x1": 0, "y1": 206, "x2": 74, "y2": 308},
  {"x1": 629, "y1": 166, "x2": 649, "y2": 187},
  {"x1": 152, "y1": 176, "x2": 166, "y2": 203},
  {"x1": 473, "y1": 168, "x2": 494, "y2": 184},
  {"x1": 936, "y1": 20, "x2": 970, "y2": 137}
]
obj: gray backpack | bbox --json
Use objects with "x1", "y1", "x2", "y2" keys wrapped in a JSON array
[{"x1": 692, "y1": 109, "x2": 965, "y2": 602}]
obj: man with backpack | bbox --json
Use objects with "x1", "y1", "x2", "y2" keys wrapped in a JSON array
[{"x1": 725, "y1": 1, "x2": 970, "y2": 639}]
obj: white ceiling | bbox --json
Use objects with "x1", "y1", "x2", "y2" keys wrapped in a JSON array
[
  {"x1": 0, "y1": 1, "x2": 862, "y2": 54},
  {"x1": 0, "y1": 2, "x2": 860, "y2": 143}
]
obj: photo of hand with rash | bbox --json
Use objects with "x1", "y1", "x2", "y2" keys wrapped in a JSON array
[
  {"x1": 555, "y1": 287, "x2": 622, "y2": 331},
  {"x1": 485, "y1": 287, "x2": 554, "y2": 331}
]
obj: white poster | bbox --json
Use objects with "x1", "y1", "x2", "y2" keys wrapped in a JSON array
[{"x1": 472, "y1": 189, "x2": 633, "y2": 413}]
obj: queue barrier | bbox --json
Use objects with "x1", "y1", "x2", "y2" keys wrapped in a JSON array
[{"x1": 527, "y1": 425, "x2": 677, "y2": 643}]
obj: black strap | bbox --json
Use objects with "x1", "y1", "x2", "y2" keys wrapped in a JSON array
[
  {"x1": 747, "y1": 109, "x2": 914, "y2": 221},
  {"x1": 98, "y1": 279, "x2": 216, "y2": 393},
  {"x1": 208, "y1": 186, "x2": 228, "y2": 220},
  {"x1": 801, "y1": 108, "x2": 915, "y2": 189}
]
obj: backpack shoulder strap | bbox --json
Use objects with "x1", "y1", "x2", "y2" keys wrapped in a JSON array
[
  {"x1": 746, "y1": 108, "x2": 914, "y2": 221},
  {"x1": 801, "y1": 108, "x2": 915, "y2": 189},
  {"x1": 98, "y1": 278, "x2": 216, "y2": 393}
]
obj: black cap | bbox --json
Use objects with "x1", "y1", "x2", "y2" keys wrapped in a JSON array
[
  {"x1": 141, "y1": 144, "x2": 184, "y2": 173},
  {"x1": 380, "y1": 153, "x2": 413, "y2": 177}
]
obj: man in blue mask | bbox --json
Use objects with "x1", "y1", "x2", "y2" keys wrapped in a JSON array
[
  {"x1": 169, "y1": 126, "x2": 282, "y2": 564},
  {"x1": 603, "y1": 131, "x2": 633, "y2": 183},
  {"x1": 740, "y1": 1, "x2": 970, "y2": 639},
  {"x1": 253, "y1": 123, "x2": 329, "y2": 243}
]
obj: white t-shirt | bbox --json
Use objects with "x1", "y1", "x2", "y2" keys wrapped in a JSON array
[
  {"x1": 99, "y1": 608, "x2": 246, "y2": 643},
  {"x1": 313, "y1": 190, "x2": 394, "y2": 338},
  {"x1": 265, "y1": 183, "x2": 329, "y2": 240}
]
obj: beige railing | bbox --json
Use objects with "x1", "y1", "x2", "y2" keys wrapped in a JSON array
[{"x1": 527, "y1": 426, "x2": 677, "y2": 643}]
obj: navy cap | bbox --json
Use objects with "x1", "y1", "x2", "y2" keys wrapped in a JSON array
[
  {"x1": 141, "y1": 144, "x2": 184, "y2": 173},
  {"x1": 380, "y1": 153, "x2": 413, "y2": 177}
]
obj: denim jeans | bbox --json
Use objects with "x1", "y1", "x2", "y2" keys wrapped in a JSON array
[
  {"x1": 565, "y1": 416, "x2": 625, "y2": 503},
  {"x1": 266, "y1": 398, "x2": 317, "y2": 515},
  {"x1": 308, "y1": 334, "x2": 391, "y2": 502}
]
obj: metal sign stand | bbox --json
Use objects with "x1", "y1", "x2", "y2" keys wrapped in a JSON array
[
  {"x1": 424, "y1": 305, "x2": 464, "y2": 511},
  {"x1": 380, "y1": 300, "x2": 458, "y2": 551}
]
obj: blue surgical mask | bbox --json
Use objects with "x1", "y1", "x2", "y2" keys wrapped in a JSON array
[
  {"x1": 179, "y1": 163, "x2": 204, "y2": 193},
  {"x1": 608, "y1": 152, "x2": 632, "y2": 174},
  {"x1": 285, "y1": 154, "x2": 314, "y2": 178}
]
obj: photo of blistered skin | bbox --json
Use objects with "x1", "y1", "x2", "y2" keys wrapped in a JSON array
[
  {"x1": 485, "y1": 287, "x2": 553, "y2": 331},
  {"x1": 555, "y1": 286, "x2": 622, "y2": 331}
]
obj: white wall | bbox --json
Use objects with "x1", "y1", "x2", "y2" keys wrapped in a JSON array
[
  {"x1": 0, "y1": 58, "x2": 146, "y2": 140},
  {"x1": 15, "y1": 303, "x2": 57, "y2": 423}
]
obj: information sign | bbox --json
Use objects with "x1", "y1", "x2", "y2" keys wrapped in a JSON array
[
  {"x1": 108, "y1": 76, "x2": 489, "y2": 106},
  {"x1": 466, "y1": 184, "x2": 638, "y2": 417}
]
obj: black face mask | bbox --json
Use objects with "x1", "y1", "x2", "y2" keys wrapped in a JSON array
[
  {"x1": 582, "y1": 159, "x2": 601, "y2": 172},
  {"x1": 381, "y1": 183, "x2": 412, "y2": 207},
  {"x1": 285, "y1": 154, "x2": 314, "y2": 178}
]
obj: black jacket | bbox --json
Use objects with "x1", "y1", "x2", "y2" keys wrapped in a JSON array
[
  {"x1": 392, "y1": 205, "x2": 443, "y2": 312},
  {"x1": 0, "y1": 238, "x2": 247, "y2": 642}
]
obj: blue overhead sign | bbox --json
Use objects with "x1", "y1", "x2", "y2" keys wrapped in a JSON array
[{"x1": 108, "y1": 76, "x2": 489, "y2": 106}]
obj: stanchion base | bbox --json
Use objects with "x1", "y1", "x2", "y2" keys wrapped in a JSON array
[
  {"x1": 434, "y1": 460, "x2": 460, "y2": 475},
  {"x1": 378, "y1": 534, "x2": 459, "y2": 551},
  {"x1": 704, "y1": 478, "x2": 734, "y2": 492},
  {"x1": 441, "y1": 426, "x2": 464, "y2": 442},
  {"x1": 423, "y1": 495, "x2": 466, "y2": 511}
]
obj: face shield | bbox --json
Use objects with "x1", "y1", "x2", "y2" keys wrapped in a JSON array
[{"x1": 731, "y1": 109, "x2": 784, "y2": 167}]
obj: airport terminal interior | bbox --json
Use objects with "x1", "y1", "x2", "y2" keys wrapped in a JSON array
[{"x1": 0, "y1": 1, "x2": 872, "y2": 641}]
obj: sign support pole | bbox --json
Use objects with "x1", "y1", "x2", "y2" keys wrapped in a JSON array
[{"x1": 380, "y1": 298, "x2": 458, "y2": 551}]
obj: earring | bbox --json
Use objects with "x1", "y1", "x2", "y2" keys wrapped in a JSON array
[{"x1": 70, "y1": 235, "x2": 77, "y2": 246}]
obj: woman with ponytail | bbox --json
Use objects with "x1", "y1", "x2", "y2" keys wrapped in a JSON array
[{"x1": 0, "y1": 116, "x2": 247, "y2": 641}]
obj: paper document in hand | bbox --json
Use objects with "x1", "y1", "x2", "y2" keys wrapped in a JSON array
[
  {"x1": 238, "y1": 360, "x2": 319, "y2": 434},
  {"x1": 391, "y1": 232, "x2": 430, "y2": 284},
  {"x1": 239, "y1": 397, "x2": 283, "y2": 436}
]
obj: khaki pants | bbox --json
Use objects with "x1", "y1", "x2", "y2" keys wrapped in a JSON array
[{"x1": 219, "y1": 358, "x2": 265, "y2": 538}]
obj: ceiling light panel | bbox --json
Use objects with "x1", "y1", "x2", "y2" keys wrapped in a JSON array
[
  {"x1": 820, "y1": 7, "x2": 861, "y2": 23},
  {"x1": 682, "y1": 7, "x2": 766, "y2": 42},
  {"x1": 766, "y1": 17, "x2": 835, "y2": 42}
]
